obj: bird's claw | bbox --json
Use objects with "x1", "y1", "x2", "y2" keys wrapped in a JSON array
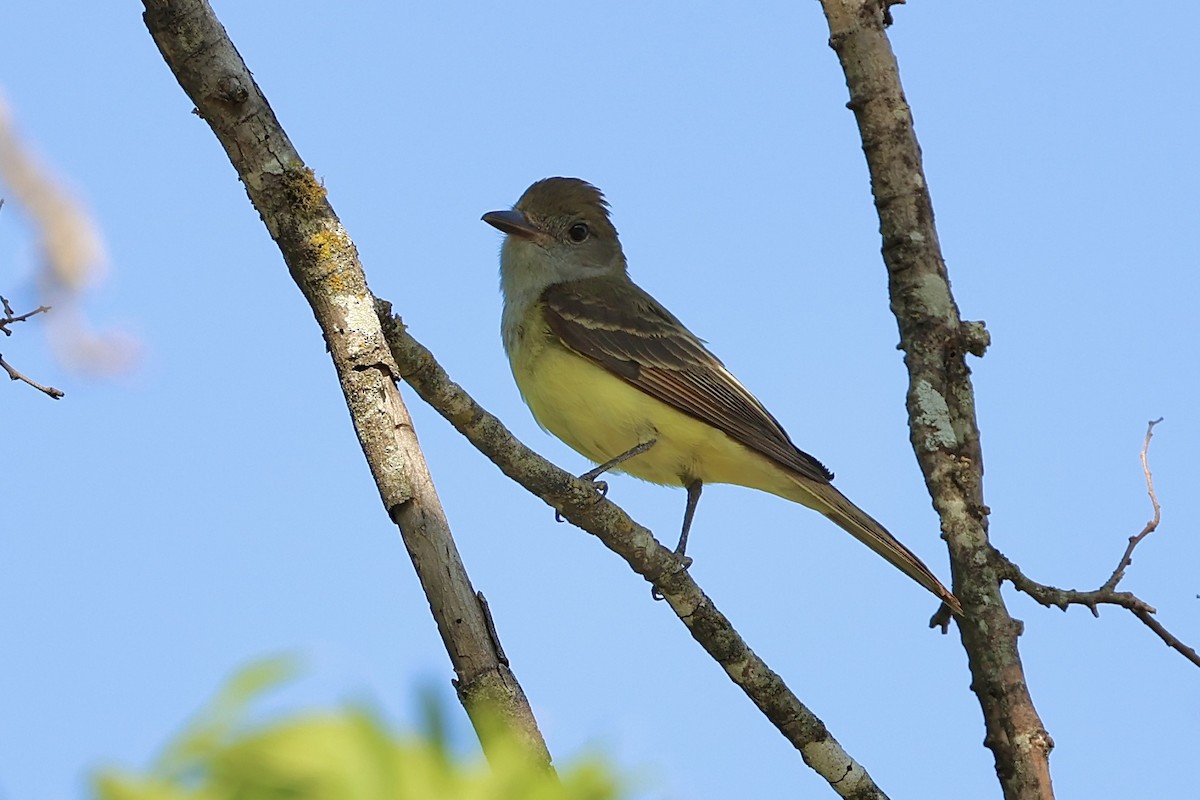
[
  {"x1": 555, "y1": 478, "x2": 610, "y2": 523},
  {"x1": 650, "y1": 553, "x2": 693, "y2": 600}
]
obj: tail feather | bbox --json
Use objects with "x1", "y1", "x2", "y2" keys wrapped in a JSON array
[{"x1": 791, "y1": 479, "x2": 962, "y2": 616}]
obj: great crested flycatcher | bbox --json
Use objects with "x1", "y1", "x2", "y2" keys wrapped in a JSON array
[{"x1": 483, "y1": 177, "x2": 960, "y2": 615}]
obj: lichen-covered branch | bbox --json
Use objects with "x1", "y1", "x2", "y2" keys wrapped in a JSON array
[
  {"x1": 818, "y1": 2, "x2": 1053, "y2": 798},
  {"x1": 140, "y1": 0, "x2": 549, "y2": 766},
  {"x1": 377, "y1": 303, "x2": 892, "y2": 800}
]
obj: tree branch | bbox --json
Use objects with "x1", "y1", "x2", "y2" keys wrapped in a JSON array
[
  {"x1": 377, "y1": 303, "x2": 893, "y2": 800},
  {"x1": 1133, "y1": 609, "x2": 1200, "y2": 668},
  {"x1": 140, "y1": 0, "x2": 549, "y2": 767},
  {"x1": 818, "y1": 3, "x2": 1053, "y2": 798},
  {"x1": 0, "y1": 351, "x2": 64, "y2": 398},
  {"x1": 994, "y1": 419, "x2": 1198, "y2": 668},
  {"x1": 0, "y1": 297, "x2": 52, "y2": 332},
  {"x1": 0, "y1": 296, "x2": 64, "y2": 399}
]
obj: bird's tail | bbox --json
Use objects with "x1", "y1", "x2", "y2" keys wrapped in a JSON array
[{"x1": 788, "y1": 478, "x2": 962, "y2": 616}]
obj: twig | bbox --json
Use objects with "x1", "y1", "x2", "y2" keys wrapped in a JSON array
[
  {"x1": 1101, "y1": 418, "x2": 1163, "y2": 592},
  {"x1": 0, "y1": 352, "x2": 65, "y2": 399},
  {"x1": 0, "y1": 296, "x2": 64, "y2": 398},
  {"x1": 1134, "y1": 609, "x2": 1200, "y2": 668},
  {"x1": 999, "y1": 554, "x2": 1198, "y2": 669},
  {"x1": 0, "y1": 304, "x2": 52, "y2": 329},
  {"x1": 998, "y1": 419, "x2": 1197, "y2": 669},
  {"x1": 994, "y1": 551, "x2": 1154, "y2": 617},
  {"x1": 0, "y1": 295, "x2": 52, "y2": 334}
]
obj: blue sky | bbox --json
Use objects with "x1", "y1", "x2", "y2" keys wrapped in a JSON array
[{"x1": 2, "y1": 3, "x2": 1197, "y2": 798}]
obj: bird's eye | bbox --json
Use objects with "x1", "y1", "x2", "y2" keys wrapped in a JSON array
[{"x1": 568, "y1": 223, "x2": 589, "y2": 243}]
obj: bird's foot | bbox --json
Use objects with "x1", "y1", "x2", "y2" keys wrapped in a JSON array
[
  {"x1": 928, "y1": 601, "x2": 956, "y2": 633},
  {"x1": 651, "y1": 553, "x2": 693, "y2": 600},
  {"x1": 555, "y1": 478, "x2": 609, "y2": 523}
]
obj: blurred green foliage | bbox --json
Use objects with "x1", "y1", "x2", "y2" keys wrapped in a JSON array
[{"x1": 93, "y1": 659, "x2": 624, "y2": 800}]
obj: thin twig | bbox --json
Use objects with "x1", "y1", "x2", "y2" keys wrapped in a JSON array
[
  {"x1": 1134, "y1": 609, "x2": 1200, "y2": 668},
  {"x1": 998, "y1": 419, "x2": 1197, "y2": 669},
  {"x1": 0, "y1": 295, "x2": 53, "y2": 334},
  {"x1": 0, "y1": 352, "x2": 64, "y2": 399},
  {"x1": 0, "y1": 297, "x2": 64, "y2": 398},
  {"x1": 143, "y1": 0, "x2": 548, "y2": 766},
  {"x1": 1102, "y1": 418, "x2": 1163, "y2": 592}
]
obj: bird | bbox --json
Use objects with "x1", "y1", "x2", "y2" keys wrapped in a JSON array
[{"x1": 482, "y1": 177, "x2": 961, "y2": 615}]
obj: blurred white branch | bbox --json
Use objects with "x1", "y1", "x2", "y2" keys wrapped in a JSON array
[{"x1": 0, "y1": 91, "x2": 137, "y2": 377}]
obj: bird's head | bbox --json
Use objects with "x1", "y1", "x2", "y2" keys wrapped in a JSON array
[{"x1": 484, "y1": 177, "x2": 628, "y2": 295}]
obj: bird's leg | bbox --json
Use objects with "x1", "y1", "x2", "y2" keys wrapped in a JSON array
[
  {"x1": 674, "y1": 479, "x2": 703, "y2": 561},
  {"x1": 580, "y1": 438, "x2": 658, "y2": 484},
  {"x1": 652, "y1": 479, "x2": 702, "y2": 601},
  {"x1": 555, "y1": 439, "x2": 657, "y2": 522}
]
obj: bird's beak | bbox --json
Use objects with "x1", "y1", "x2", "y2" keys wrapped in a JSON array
[{"x1": 482, "y1": 209, "x2": 542, "y2": 240}]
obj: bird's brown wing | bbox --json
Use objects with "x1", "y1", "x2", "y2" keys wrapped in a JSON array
[{"x1": 540, "y1": 276, "x2": 833, "y2": 484}]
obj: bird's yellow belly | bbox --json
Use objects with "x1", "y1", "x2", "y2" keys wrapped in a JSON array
[{"x1": 511, "y1": 333, "x2": 795, "y2": 497}]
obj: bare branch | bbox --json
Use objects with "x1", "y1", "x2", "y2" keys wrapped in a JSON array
[
  {"x1": 0, "y1": 351, "x2": 64, "y2": 399},
  {"x1": 0, "y1": 296, "x2": 52, "y2": 334},
  {"x1": 1133, "y1": 609, "x2": 1200, "y2": 669},
  {"x1": 997, "y1": 552, "x2": 1198, "y2": 669},
  {"x1": 0, "y1": 296, "x2": 64, "y2": 398},
  {"x1": 997, "y1": 419, "x2": 1197, "y2": 668},
  {"x1": 993, "y1": 550, "x2": 1154, "y2": 616},
  {"x1": 818, "y1": 3, "x2": 1053, "y2": 797},
  {"x1": 142, "y1": 0, "x2": 548, "y2": 767},
  {"x1": 1101, "y1": 418, "x2": 1163, "y2": 592},
  {"x1": 378, "y1": 303, "x2": 893, "y2": 800}
]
